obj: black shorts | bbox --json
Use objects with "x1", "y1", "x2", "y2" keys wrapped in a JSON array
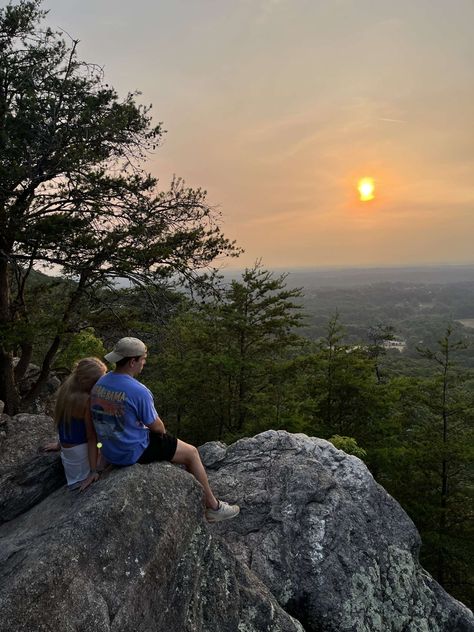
[{"x1": 138, "y1": 432, "x2": 178, "y2": 464}]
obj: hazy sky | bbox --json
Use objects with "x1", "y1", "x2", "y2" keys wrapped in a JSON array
[{"x1": 44, "y1": 0, "x2": 474, "y2": 268}]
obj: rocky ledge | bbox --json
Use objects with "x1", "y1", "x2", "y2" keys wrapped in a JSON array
[
  {"x1": 0, "y1": 429, "x2": 472, "y2": 632},
  {"x1": 201, "y1": 431, "x2": 474, "y2": 631}
]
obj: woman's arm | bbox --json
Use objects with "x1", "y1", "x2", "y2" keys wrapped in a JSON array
[
  {"x1": 40, "y1": 440, "x2": 60, "y2": 452},
  {"x1": 85, "y1": 405, "x2": 98, "y2": 471},
  {"x1": 80, "y1": 404, "x2": 100, "y2": 491}
]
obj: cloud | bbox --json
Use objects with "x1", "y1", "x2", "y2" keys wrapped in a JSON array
[{"x1": 378, "y1": 118, "x2": 406, "y2": 124}]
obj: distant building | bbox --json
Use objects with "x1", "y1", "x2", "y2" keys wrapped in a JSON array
[{"x1": 383, "y1": 340, "x2": 406, "y2": 352}]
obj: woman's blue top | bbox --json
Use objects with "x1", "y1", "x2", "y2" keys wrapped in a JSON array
[{"x1": 58, "y1": 416, "x2": 87, "y2": 445}]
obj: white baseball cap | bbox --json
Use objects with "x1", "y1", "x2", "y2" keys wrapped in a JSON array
[{"x1": 104, "y1": 337, "x2": 147, "y2": 363}]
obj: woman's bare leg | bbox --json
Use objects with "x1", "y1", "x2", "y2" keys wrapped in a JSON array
[{"x1": 171, "y1": 439, "x2": 219, "y2": 510}]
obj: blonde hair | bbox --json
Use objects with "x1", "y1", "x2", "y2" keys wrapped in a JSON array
[{"x1": 54, "y1": 357, "x2": 107, "y2": 426}]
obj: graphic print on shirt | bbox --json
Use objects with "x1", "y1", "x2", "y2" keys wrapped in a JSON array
[{"x1": 90, "y1": 385, "x2": 127, "y2": 442}]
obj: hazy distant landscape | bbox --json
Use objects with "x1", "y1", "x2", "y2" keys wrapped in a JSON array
[
  {"x1": 220, "y1": 265, "x2": 474, "y2": 366},
  {"x1": 271, "y1": 264, "x2": 474, "y2": 288}
]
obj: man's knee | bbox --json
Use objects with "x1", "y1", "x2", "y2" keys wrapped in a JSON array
[
  {"x1": 186, "y1": 444, "x2": 199, "y2": 464},
  {"x1": 177, "y1": 442, "x2": 199, "y2": 466}
]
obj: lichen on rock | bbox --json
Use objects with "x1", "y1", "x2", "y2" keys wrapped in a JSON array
[{"x1": 201, "y1": 430, "x2": 474, "y2": 632}]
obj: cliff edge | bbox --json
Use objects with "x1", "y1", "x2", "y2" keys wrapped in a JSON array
[{"x1": 0, "y1": 420, "x2": 472, "y2": 632}]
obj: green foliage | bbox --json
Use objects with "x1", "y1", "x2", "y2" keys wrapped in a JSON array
[
  {"x1": 366, "y1": 323, "x2": 396, "y2": 383},
  {"x1": 1, "y1": 3, "x2": 472, "y2": 608},
  {"x1": 143, "y1": 263, "x2": 306, "y2": 444},
  {"x1": 374, "y1": 330, "x2": 474, "y2": 608},
  {"x1": 298, "y1": 313, "x2": 392, "y2": 447},
  {"x1": 144, "y1": 287, "x2": 474, "y2": 605},
  {"x1": 328, "y1": 435, "x2": 367, "y2": 460},
  {"x1": 55, "y1": 328, "x2": 106, "y2": 370}
]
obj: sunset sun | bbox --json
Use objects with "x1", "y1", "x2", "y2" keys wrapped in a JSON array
[{"x1": 358, "y1": 177, "x2": 375, "y2": 202}]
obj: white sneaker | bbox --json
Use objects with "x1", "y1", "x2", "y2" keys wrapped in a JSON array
[{"x1": 206, "y1": 500, "x2": 240, "y2": 523}]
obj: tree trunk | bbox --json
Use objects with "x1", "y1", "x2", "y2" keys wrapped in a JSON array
[
  {"x1": 22, "y1": 334, "x2": 61, "y2": 404},
  {"x1": 237, "y1": 369, "x2": 246, "y2": 431},
  {"x1": 0, "y1": 348, "x2": 18, "y2": 414},
  {"x1": 14, "y1": 341, "x2": 33, "y2": 382},
  {"x1": 236, "y1": 328, "x2": 247, "y2": 432},
  {"x1": 0, "y1": 259, "x2": 19, "y2": 414},
  {"x1": 437, "y1": 458, "x2": 448, "y2": 585}
]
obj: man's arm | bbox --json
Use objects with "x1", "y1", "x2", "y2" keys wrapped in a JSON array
[{"x1": 148, "y1": 417, "x2": 166, "y2": 435}]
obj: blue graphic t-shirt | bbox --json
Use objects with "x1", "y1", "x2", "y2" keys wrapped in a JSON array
[{"x1": 90, "y1": 372, "x2": 158, "y2": 466}]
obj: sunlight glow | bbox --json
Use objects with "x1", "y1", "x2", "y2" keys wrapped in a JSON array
[{"x1": 358, "y1": 178, "x2": 375, "y2": 202}]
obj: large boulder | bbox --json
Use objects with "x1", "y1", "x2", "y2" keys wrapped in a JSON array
[
  {"x1": 0, "y1": 410, "x2": 64, "y2": 525},
  {"x1": 0, "y1": 452, "x2": 65, "y2": 525},
  {"x1": 0, "y1": 412, "x2": 57, "y2": 468},
  {"x1": 0, "y1": 462, "x2": 303, "y2": 632},
  {"x1": 0, "y1": 428, "x2": 472, "y2": 632},
  {"x1": 200, "y1": 431, "x2": 474, "y2": 632}
]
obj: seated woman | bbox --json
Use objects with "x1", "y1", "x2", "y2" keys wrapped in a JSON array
[{"x1": 44, "y1": 357, "x2": 107, "y2": 490}]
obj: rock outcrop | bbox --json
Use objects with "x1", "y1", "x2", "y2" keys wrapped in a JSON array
[
  {"x1": 200, "y1": 431, "x2": 473, "y2": 632},
  {"x1": 0, "y1": 462, "x2": 302, "y2": 632},
  {"x1": 0, "y1": 411, "x2": 57, "y2": 468},
  {"x1": 0, "y1": 427, "x2": 472, "y2": 632},
  {"x1": 0, "y1": 452, "x2": 65, "y2": 525},
  {"x1": 0, "y1": 408, "x2": 64, "y2": 525}
]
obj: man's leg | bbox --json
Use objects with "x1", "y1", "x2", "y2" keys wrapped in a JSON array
[{"x1": 172, "y1": 440, "x2": 219, "y2": 510}]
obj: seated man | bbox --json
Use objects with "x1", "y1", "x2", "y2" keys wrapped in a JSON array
[{"x1": 90, "y1": 337, "x2": 239, "y2": 523}]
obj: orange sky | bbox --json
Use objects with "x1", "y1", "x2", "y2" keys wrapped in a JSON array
[{"x1": 46, "y1": 0, "x2": 474, "y2": 268}]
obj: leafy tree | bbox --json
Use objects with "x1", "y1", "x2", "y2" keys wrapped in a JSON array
[
  {"x1": 377, "y1": 328, "x2": 474, "y2": 606},
  {"x1": 366, "y1": 322, "x2": 396, "y2": 383},
  {"x1": 414, "y1": 328, "x2": 474, "y2": 599},
  {"x1": 0, "y1": 1, "x2": 236, "y2": 413},
  {"x1": 318, "y1": 312, "x2": 345, "y2": 432},
  {"x1": 216, "y1": 263, "x2": 304, "y2": 434},
  {"x1": 55, "y1": 327, "x2": 106, "y2": 370},
  {"x1": 305, "y1": 313, "x2": 382, "y2": 439},
  {"x1": 146, "y1": 264, "x2": 305, "y2": 443},
  {"x1": 145, "y1": 308, "x2": 219, "y2": 443}
]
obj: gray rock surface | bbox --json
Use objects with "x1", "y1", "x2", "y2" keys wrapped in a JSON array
[
  {"x1": 0, "y1": 463, "x2": 304, "y2": 632},
  {"x1": 1, "y1": 426, "x2": 472, "y2": 632},
  {"x1": 0, "y1": 452, "x2": 65, "y2": 525},
  {"x1": 200, "y1": 430, "x2": 474, "y2": 632},
  {"x1": 0, "y1": 412, "x2": 57, "y2": 468},
  {"x1": 0, "y1": 410, "x2": 64, "y2": 525}
]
